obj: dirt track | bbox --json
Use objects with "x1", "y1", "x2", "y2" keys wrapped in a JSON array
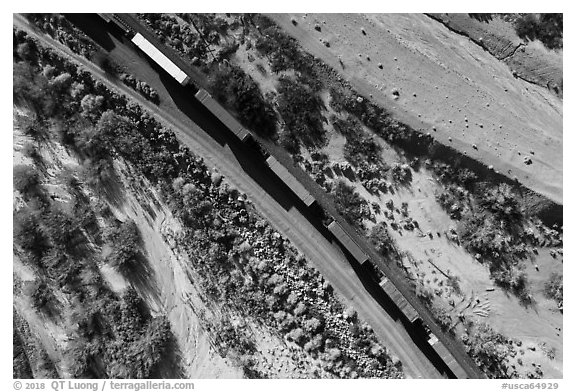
[
  {"x1": 14, "y1": 15, "x2": 443, "y2": 379},
  {"x1": 267, "y1": 13, "x2": 562, "y2": 205}
]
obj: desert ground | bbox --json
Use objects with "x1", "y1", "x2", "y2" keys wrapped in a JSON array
[{"x1": 268, "y1": 13, "x2": 562, "y2": 205}]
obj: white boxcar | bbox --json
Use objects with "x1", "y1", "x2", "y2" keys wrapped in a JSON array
[{"x1": 131, "y1": 33, "x2": 190, "y2": 85}]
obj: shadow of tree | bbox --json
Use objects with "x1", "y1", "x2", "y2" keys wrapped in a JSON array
[
  {"x1": 121, "y1": 252, "x2": 162, "y2": 309},
  {"x1": 468, "y1": 14, "x2": 494, "y2": 23},
  {"x1": 149, "y1": 331, "x2": 186, "y2": 378}
]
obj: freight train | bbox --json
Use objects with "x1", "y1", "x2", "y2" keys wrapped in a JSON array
[{"x1": 96, "y1": 13, "x2": 473, "y2": 378}]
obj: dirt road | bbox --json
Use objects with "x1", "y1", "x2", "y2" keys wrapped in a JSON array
[
  {"x1": 268, "y1": 13, "x2": 562, "y2": 205},
  {"x1": 14, "y1": 15, "x2": 443, "y2": 379}
]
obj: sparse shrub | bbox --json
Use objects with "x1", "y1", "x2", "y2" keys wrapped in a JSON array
[
  {"x1": 13, "y1": 164, "x2": 41, "y2": 196},
  {"x1": 332, "y1": 180, "x2": 369, "y2": 230},
  {"x1": 481, "y1": 183, "x2": 522, "y2": 225},
  {"x1": 14, "y1": 206, "x2": 49, "y2": 263},
  {"x1": 107, "y1": 220, "x2": 143, "y2": 274},
  {"x1": 254, "y1": 19, "x2": 305, "y2": 73},
  {"x1": 544, "y1": 272, "x2": 562, "y2": 309},
  {"x1": 303, "y1": 317, "x2": 323, "y2": 334},
  {"x1": 287, "y1": 327, "x2": 306, "y2": 345},
  {"x1": 462, "y1": 323, "x2": 516, "y2": 379},
  {"x1": 208, "y1": 64, "x2": 276, "y2": 138},
  {"x1": 431, "y1": 305, "x2": 453, "y2": 332},
  {"x1": 515, "y1": 13, "x2": 562, "y2": 49},
  {"x1": 369, "y1": 222, "x2": 397, "y2": 256},
  {"x1": 276, "y1": 76, "x2": 326, "y2": 151}
]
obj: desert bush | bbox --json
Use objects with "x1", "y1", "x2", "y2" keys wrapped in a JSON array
[
  {"x1": 333, "y1": 116, "x2": 383, "y2": 167},
  {"x1": 515, "y1": 13, "x2": 562, "y2": 49},
  {"x1": 462, "y1": 323, "x2": 516, "y2": 378},
  {"x1": 436, "y1": 184, "x2": 470, "y2": 220},
  {"x1": 276, "y1": 76, "x2": 326, "y2": 151},
  {"x1": 119, "y1": 74, "x2": 159, "y2": 103},
  {"x1": 332, "y1": 180, "x2": 369, "y2": 230},
  {"x1": 13, "y1": 164, "x2": 41, "y2": 197},
  {"x1": 303, "y1": 317, "x2": 323, "y2": 334},
  {"x1": 254, "y1": 18, "x2": 306, "y2": 74},
  {"x1": 209, "y1": 64, "x2": 276, "y2": 137},
  {"x1": 42, "y1": 208, "x2": 85, "y2": 255},
  {"x1": 430, "y1": 305, "x2": 453, "y2": 332},
  {"x1": 287, "y1": 327, "x2": 306, "y2": 345},
  {"x1": 544, "y1": 272, "x2": 562, "y2": 309},
  {"x1": 14, "y1": 207, "x2": 49, "y2": 264},
  {"x1": 80, "y1": 94, "x2": 105, "y2": 119},
  {"x1": 391, "y1": 163, "x2": 412, "y2": 184},
  {"x1": 29, "y1": 280, "x2": 59, "y2": 317},
  {"x1": 13, "y1": 61, "x2": 56, "y2": 117},
  {"x1": 107, "y1": 220, "x2": 143, "y2": 273},
  {"x1": 25, "y1": 14, "x2": 95, "y2": 58},
  {"x1": 480, "y1": 183, "x2": 522, "y2": 225},
  {"x1": 369, "y1": 222, "x2": 397, "y2": 256}
]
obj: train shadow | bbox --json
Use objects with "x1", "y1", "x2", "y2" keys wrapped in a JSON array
[{"x1": 65, "y1": 14, "x2": 117, "y2": 51}]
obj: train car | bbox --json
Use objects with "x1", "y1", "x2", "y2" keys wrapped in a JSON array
[
  {"x1": 428, "y1": 333, "x2": 469, "y2": 379},
  {"x1": 328, "y1": 221, "x2": 369, "y2": 264},
  {"x1": 265, "y1": 156, "x2": 316, "y2": 207},
  {"x1": 112, "y1": 14, "x2": 134, "y2": 36},
  {"x1": 379, "y1": 277, "x2": 420, "y2": 323},
  {"x1": 131, "y1": 33, "x2": 190, "y2": 85},
  {"x1": 97, "y1": 13, "x2": 113, "y2": 23},
  {"x1": 194, "y1": 89, "x2": 251, "y2": 142},
  {"x1": 98, "y1": 13, "x2": 133, "y2": 36}
]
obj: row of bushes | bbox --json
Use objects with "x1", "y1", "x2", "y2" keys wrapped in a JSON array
[
  {"x1": 24, "y1": 14, "x2": 95, "y2": 59},
  {"x1": 119, "y1": 73, "x2": 159, "y2": 103}
]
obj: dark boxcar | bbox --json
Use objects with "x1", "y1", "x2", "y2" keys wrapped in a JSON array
[
  {"x1": 379, "y1": 277, "x2": 420, "y2": 323},
  {"x1": 327, "y1": 221, "x2": 369, "y2": 264},
  {"x1": 266, "y1": 156, "x2": 316, "y2": 207},
  {"x1": 195, "y1": 89, "x2": 251, "y2": 141}
]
